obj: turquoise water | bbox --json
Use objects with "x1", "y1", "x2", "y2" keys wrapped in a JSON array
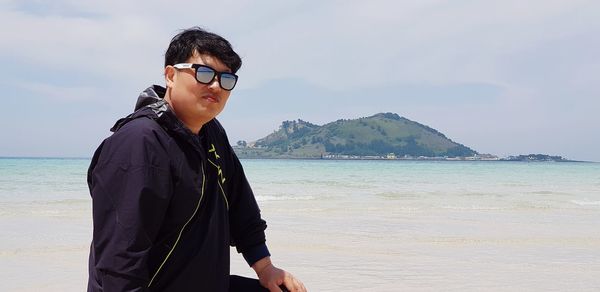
[
  {"x1": 1, "y1": 158, "x2": 600, "y2": 291},
  {"x1": 242, "y1": 159, "x2": 600, "y2": 209},
  {"x1": 2, "y1": 158, "x2": 599, "y2": 208},
  {"x1": 0, "y1": 158, "x2": 89, "y2": 202}
]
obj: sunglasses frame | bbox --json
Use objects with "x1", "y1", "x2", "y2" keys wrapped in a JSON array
[{"x1": 172, "y1": 63, "x2": 238, "y2": 91}]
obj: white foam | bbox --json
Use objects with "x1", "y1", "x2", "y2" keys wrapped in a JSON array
[
  {"x1": 570, "y1": 200, "x2": 600, "y2": 206},
  {"x1": 440, "y1": 205, "x2": 505, "y2": 211},
  {"x1": 255, "y1": 195, "x2": 315, "y2": 202}
]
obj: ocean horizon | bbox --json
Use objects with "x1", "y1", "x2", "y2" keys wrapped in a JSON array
[
  {"x1": 1, "y1": 158, "x2": 599, "y2": 291},
  {"x1": 1, "y1": 155, "x2": 598, "y2": 162}
]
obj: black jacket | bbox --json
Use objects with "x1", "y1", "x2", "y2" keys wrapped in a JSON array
[{"x1": 87, "y1": 85, "x2": 269, "y2": 291}]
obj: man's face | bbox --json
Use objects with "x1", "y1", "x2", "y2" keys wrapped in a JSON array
[{"x1": 165, "y1": 53, "x2": 232, "y2": 131}]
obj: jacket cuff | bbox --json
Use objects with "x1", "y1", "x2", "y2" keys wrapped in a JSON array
[{"x1": 242, "y1": 243, "x2": 271, "y2": 267}]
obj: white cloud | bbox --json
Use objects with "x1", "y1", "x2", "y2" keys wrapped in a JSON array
[
  {"x1": 14, "y1": 81, "x2": 100, "y2": 102},
  {"x1": 3, "y1": 0, "x2": 597, "y2": 89}
]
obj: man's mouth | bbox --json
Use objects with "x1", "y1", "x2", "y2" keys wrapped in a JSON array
[{"x1": 202, "y1": 95, "x2": 219, "y2": 103}]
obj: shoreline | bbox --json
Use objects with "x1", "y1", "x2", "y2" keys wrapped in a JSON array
[{"x1": 235, "y1": 156, "x2": 593, "y2": 163}]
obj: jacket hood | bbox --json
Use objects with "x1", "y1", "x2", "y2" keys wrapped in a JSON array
[
  {"x1": 110, "y1": 85, "x2": 169, "y2": 132},
  {"x1": 135, "y1": 85, "x2": 166, "y2": 111}
]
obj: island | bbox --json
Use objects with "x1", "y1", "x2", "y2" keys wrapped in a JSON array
[{"x1": 232, "y1": 113, "x2": 575, "y2": 162}]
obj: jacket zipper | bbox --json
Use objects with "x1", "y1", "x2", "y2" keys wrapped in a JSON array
[{"x1": 147, "y1": 162, "x2": 206, "y2": 288}]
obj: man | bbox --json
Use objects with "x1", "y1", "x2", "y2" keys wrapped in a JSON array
[{"x1": 87, "y1": 27, "x2": 306, "y2": 292}]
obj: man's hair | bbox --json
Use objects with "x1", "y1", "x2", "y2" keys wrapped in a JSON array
[{"x1": 164, "y1": 27, "x2": 242, "y2": 73}]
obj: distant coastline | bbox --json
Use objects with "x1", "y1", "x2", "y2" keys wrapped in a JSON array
[
  {"x1": 0, "y1": 155, "x2": 592, "y2": 163},
  {"x1": 233, "y1": 151, "x2": 588, "y2": 163}
]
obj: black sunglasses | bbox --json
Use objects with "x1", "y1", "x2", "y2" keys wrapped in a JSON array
[{"x1": 173, "y1": 63, "x2": 238, "y2": 91}]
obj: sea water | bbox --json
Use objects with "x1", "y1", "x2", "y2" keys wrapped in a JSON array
[{"x1": 1, "y1": 158, "x2": 599, "y2": 291}]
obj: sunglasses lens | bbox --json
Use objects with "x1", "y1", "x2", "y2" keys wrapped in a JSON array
[
  {"x1": 220, "y1": 74, "x2": 237, "y2": 90},
  {"x1": 196, "y1": 67, "x2": 216, "y2": 84}
]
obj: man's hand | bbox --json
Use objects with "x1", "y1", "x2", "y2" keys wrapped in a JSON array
[{"x1": 252, "y1": 257, "x2": 307, "y2": 292}]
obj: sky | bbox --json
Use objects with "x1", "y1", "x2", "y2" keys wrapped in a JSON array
[{"x1": 0, "y1": 0, "x2": 598, "y2": 161}]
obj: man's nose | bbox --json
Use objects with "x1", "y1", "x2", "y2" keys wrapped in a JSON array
[{"x1": 207, "y1": 76, "x2": 222, "y2": 91}]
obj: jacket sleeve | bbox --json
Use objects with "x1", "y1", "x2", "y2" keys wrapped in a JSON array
[
  {"x1": 88, "y1": 120, "x2": 173, "y2": 291},
  {"x1": 226, "y1": 148, "x2": 271, "y2": 266}
]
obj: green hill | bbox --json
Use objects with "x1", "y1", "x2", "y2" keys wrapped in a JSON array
[{"x1": 234, "y1": 113, "x2": 477, "y2": 158}]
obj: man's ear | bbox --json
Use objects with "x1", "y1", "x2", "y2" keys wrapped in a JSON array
[{"x1": 165, "y1": 66, "x2": 176, "y2": 88}]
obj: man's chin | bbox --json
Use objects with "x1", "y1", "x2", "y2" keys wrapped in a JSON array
[
  {"x1": 205, "y1": 107, "x2": 224, "y2": 120},
  {"x1": 195, "y1": 110, "x2": 222, "y2": 122}
]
